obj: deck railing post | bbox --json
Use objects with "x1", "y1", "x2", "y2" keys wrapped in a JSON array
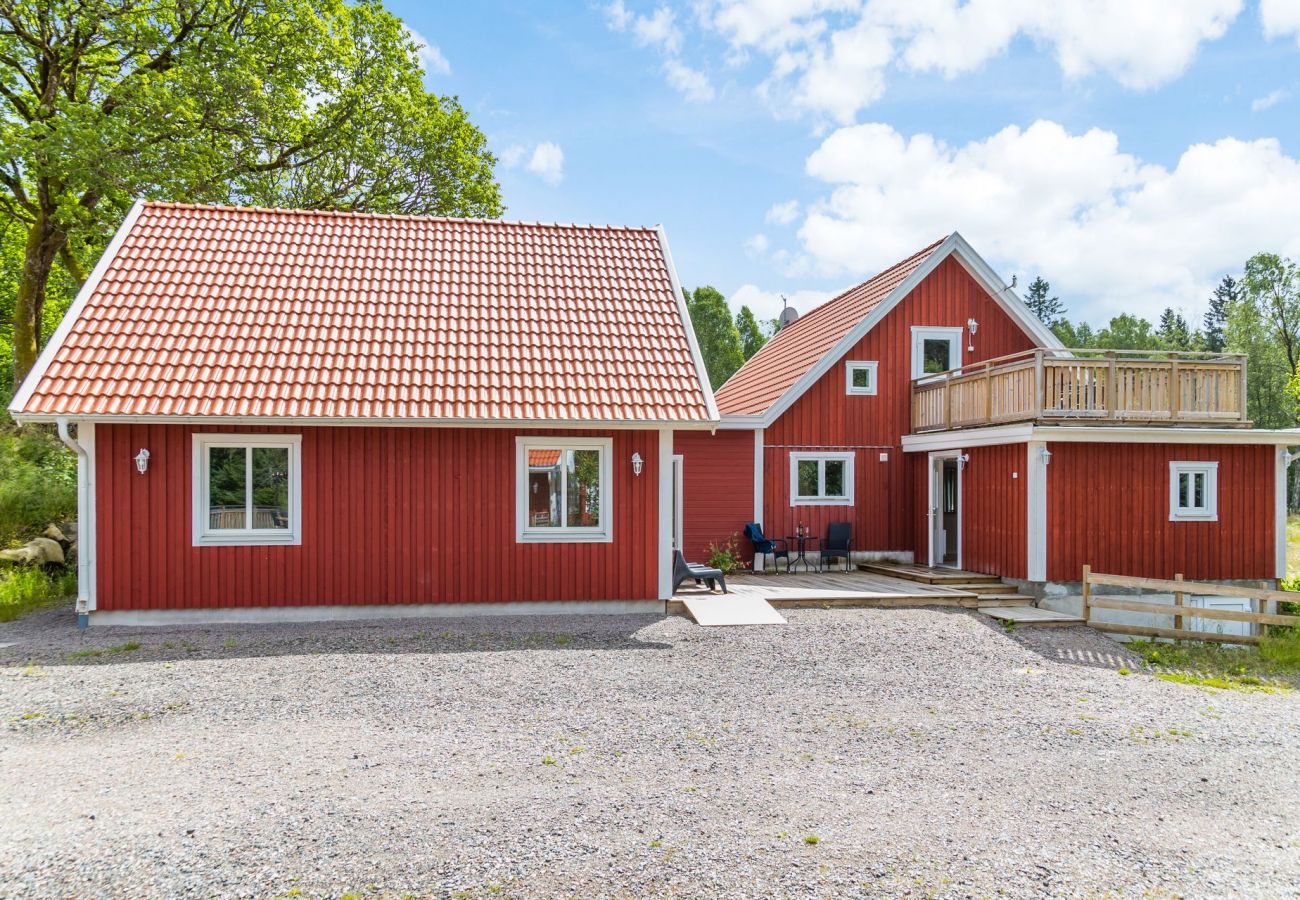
[
  {"x1": 1033, "y1": 350, "x2": 1044, "y2": 419},
  {"x1": 1169, "y1": 353, "x2": 1181, "y2": 420},
  {"x1": 983, "y1": 362, "x2": 993, "y2": 425},
  {"x1": 1238, "y1": 354, "x2": 1249, "y2": 422},
  {"x1": 1173, "y1": 572, "x2": 1184, "y2": 632},
  {"x1": 1081, "y1": 564, "x2": 1091, "y2": 624},
  {"x1": 944, "y1": 371, "x2": 952, "y2": 430},
  {"x1": 1106, "y1": 352, "x2": 1118, "y2": 420}
]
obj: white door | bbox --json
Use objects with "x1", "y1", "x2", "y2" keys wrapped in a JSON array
[{"x1": 928, "y1": 454, "x2": 960, "y2": 568}]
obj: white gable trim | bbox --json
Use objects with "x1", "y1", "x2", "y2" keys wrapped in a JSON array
[
  {"x1": 9, "y1": 199, "x2": 146, "y2": 417},
  {"x1": 656, "y1": 225, "x2": 721, "y2": 423},
  {"x1": 756, "y1": 232, "x2": 1063, "y2": 428}
]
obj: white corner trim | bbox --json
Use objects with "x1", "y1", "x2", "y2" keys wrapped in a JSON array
[
  {"x1": 9, "y1": 199, "x2": 146, "y2": 416},
  {"x1": 754, "y1": 428, "x2": 765, "y2": 524},
  {"x1": 192, "y1": 433, "x2": 303, "y2": 546},
  {"x1": 844, "y1": 360, "x2": 879, "y2": 395},
  {"x1": 756, "y1": 233, "x2": 1062, "y2": 428},
  {"x1": 56, "y1": 419, "x2": 97, "y2": 614},
  {"x1": 88, "y1": 598, "x2": 667, "y2": 627},
  {"x1": 1027, "y1": 441, "x2": 1048, "y2": 582},
  {"x1": 1277, "y1": 448, "x2": 1289, "y2": 580},
  {"x1": 656, "y1": 225, "x2": 721, "y2": 423},
  {"x1": 658, "y1": 428, "x2": 673, "y2": 599},
  {"x1": 1168, "y1": 460, "x2": 1219, "y2": 522},
  {"x1": 788, "y1": 450, "x2": 855, "y2": 506},
  {"x1": 515, "y1": 435, "x2": 614, "y2": 543}
]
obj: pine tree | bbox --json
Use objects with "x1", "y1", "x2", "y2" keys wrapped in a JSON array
[
  {"x1": 1157, "y1": 308, "x2": 1193, "y2": 350},
  {"x1": 1203, "y1": 276, "x2": 1236, "y2": 352},
  {"x1": 1024, "y1": 276, "x2": 1065, "y2": 324}
]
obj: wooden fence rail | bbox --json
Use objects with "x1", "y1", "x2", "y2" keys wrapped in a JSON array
[{"x1": 1081, "y1": 565, "x2": 1300, "y2": 645}]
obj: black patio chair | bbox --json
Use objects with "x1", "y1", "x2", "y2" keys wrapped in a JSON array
[
  {"x1": 743, "y1": 522, "x2": 790, "y2": 573},
  {"x1": 820, "y1": 522, "x2": 852, "y2": 572},
  {"x1": 671, "y1": 549, "x2": 728, "y2": 595}
]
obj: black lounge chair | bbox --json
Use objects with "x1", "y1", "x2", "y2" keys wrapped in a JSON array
[
  {"x1": 744, "y1": 522, "x2": 790, "y2": 573},
  {"x1": 671, "y1": 549, "x2": 728, "y2": 594},
  {"x1": 820, "y1": 521, "x2": 852, "y2": 572}
]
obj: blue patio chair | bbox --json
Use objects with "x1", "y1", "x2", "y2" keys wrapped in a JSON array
[
  {"x1": 820, "y1": 521, "x2": 852, "y2": 572},
  {"x1": 744, "y1": 522, "x2": 790, "y2": 573}
]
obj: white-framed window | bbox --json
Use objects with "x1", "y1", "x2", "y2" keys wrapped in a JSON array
[
  {"x1": 1169, "y1": 461, "x2": 1218, "y2": 521},
  {"x1": 789, "y1": 451, "x2": 855, "y2": 506},
  {"x1": 192, "y1": 434, "x2": 302, "y2": 546},
  {"x1": 516, "y1": 436, "x2": 613, "y2": 543},
  {"x1": 845, "y1": 360, "x2": 879, "y2": 395},
  {"x1": 910, "y1": 326, "x2": 963, "y2": 378}
]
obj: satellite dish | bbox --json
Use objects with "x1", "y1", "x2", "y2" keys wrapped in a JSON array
[{"x1": 778, "y1": 296, "x2": 799, "y2": 330}]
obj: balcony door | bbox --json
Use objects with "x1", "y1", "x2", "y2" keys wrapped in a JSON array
[{"x1": 911, "y1": 326, "x2": 964, "y2": 378}]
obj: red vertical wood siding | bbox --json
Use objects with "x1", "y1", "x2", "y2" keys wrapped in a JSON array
[
  {"x1": 94, "y1": 424, "x2": 660, "y2": 611},
  {"x1": 1047, "y1": 442, "x2": 1275, "y2": 582},
  {"x1": 961, "y1": 444, "x2": 1027, "y2": 579},
  {"x1": 673, "y1": 430, "x2": 755, "y2": 562},
  {"x1": 763, "y1": 256, "x2": 1039, "y2": 555}
]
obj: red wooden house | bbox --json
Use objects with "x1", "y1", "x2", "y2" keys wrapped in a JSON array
[
  {"x1": 8, "y1": 202, "x2": 718, "y2": 625},
  {"x1": 680, "y1": 233, "x2": 1296, "y2": 590}
]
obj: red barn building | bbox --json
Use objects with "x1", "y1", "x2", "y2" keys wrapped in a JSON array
[{"x1": 685, "y1": 233, "x2": 1295, "y2": 591}]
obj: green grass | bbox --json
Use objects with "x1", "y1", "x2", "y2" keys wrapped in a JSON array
[
  {"x1": 68, "y1": 641, "x2": 141, "y2": 659},
  {"x1": 0, "y1": 565, "x2": 73, "y2": 622},
  {"x1": 1128, "y1": 632, "x2": 1300, "y2": 691}
]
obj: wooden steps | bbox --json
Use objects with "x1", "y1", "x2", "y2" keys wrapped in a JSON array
[
  {"x1": 858, "y1": 562, "x2": 1081, "y2": 628},
  {"x1": 860, "y1": 562, "x2": 1001, "y2": 585}
]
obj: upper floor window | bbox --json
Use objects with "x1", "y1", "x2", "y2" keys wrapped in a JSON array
[
  {"x1": 911, "y1": 327, "x2": 963, "y2": 378},
  {"x1": 192, "y1": 434, "x2": 301, "y2": 546},
  {"x1": 790, "y1": 452, "x2": 855, "y2": 506},
  {"x1": 1169, "y1": 461, "x2": 1218, "y2": 521},
  {"x1": 516, "y1": 437, "x2": 612, "y2": 542},
  {"x1": 845, "y1": 360, "x2": 878, "y2": 395}
]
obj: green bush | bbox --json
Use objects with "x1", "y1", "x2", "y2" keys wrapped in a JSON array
[
  {"x1": 0, "y1": 426, "x2": 77, "y2": 546},
  {"x1": 1260, "y1": 629, "x2": 1300, "y2": 670},
  {"x1": 706, "y1": 533, "x2": 744, "y2": 575},
  {"x1": 0, "y1": 566, "x2": 57, "y2": 621}
]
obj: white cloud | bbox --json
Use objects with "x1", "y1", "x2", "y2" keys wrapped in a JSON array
[
  {"x1": 662, "y1": 59, "x2": 716, "y2": 101},
  {"x1": 1261, "y1": 0, "x2": 1300, "y2": 44},
  {"x1": 499, "y1": 144, "x2": 527, "y2": 168},
  {"x1": 744, "y1": 233, "x2": 770, "y2": 256},
  {"x1": 527, "y1": 142, "x2": 565, "y2": 186},
  {"x1": 765, "y1": 200, "x2": 800, "y2": 225},
  {"x1": 704, "y1": 0, "x2": 1243, "y2": 122},
  {"x1": 407, "y1": 27, "x2": 451, "y2": 76},
  {"x1": 794, "y1": 119, "x2": 1300, "y2": 322},
  {"x1": 1252, "y1": 88, "x2": 1289, "y2": 111},
  {"x1": 730, "y1": 284, "x2": 841, "y2": 321}
]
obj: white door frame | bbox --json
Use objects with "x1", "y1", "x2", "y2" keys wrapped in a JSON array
[
  {"x1": 671, "y1": 454, "x2": 684, "y2": 551},
  {"x1": 926, "y1": 450, "x2": 963, "y2": 569}
]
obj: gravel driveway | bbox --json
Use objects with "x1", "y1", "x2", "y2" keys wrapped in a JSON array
[{"x1": 1, "y1": 603, "x2": 1297, "y2": 899}]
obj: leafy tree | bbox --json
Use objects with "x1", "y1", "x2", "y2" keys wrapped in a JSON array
[
  {"x1": 1024, "y1": 276, "x2": 1065, "y2": 325},
  {"x1": 1050, "y1": 319, "x2": 1094, "y2": 348},
  {"x1": 1156, "y1": 308, "x2": 1194, "y2": 350},
  {"x1": 734, "y1": 305, "x2": 768, "y2": 360},
  {"x1": 1225, "y1": 292, "x2": 1293, "y2": 428},
  {"x1": 1243, "y1": 253, "x2": 1300, "y2": 380},
  {"x1": 1203, "y1": 276, "x2": 1237, "y2": 353},
  {"x1": 685, "y1": 286, "x2": 744, "y2": 389},
  {"x1": 1095, "y1": 314, "x2": 1163, "y2": 351},
  {"x1": 0, "y1": 0, "x2": 502, "y2": 388}
]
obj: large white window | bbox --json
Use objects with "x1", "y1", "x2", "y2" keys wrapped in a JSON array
[
  {"x1": 192, "y1": 434, "x2": 301, "y2": 546},
  {"x1": 845, "y1": 360, "x2": 879, "y2": 395},
  {"x1": 910, "y1": 326, "x2": 963, "y2": 378},
  {"x1": 789, "y1": 451, "x2": 855, "y2": 506},
  {"x1": 1170, "y1": 461, "x2": 1218, "y2": 521},
  {"x1": 516, "y1": 436, "x2": 612, "y2": 542}
]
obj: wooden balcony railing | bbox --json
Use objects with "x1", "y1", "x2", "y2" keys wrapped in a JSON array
[{"x1": 910, "y1": 348, "x2": 1249, "y2": 433}]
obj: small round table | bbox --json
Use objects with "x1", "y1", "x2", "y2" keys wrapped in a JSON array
[{"x1": 784, "y1": 534, "x2": 819, "y2": 573}]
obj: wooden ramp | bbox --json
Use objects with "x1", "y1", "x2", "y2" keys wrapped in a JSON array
[
  {"x1": 981, "y1": 606, "x2": 1085, "y2": 627},
  {"x1": 678, "y1": 592, "x2": 787, "y2": 626}
]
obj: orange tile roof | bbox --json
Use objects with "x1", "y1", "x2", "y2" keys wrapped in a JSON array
[
  {"x1": 527, "y1": 449, "x2": 562, "y2": 467},
  {"x1": 714, "y1": 238, "x2": 947, "y2": 416},
  {"x1": 13, "y1": 202, "x2": 714, "y2": 423}
]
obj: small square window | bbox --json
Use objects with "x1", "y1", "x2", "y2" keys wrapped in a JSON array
[
  {"x1": 1169, "y1": 461, "x2": 1218, "y2": 521},
  {"x1": 845, "y1": 360, "x2": 878, "y2": 395},
  {"x1": 193, "y1": 434, "x2": 301, "y2": 546},
  {"x1": 517, "y1": 437, "x2": 613, "y2": 542}
]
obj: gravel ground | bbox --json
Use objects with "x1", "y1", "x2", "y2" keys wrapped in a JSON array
[{"x1": 1, "y1": 602, "x2": 1298, "y2": 899}]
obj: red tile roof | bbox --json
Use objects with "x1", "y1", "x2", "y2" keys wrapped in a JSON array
[
  {"x1": 714, "y1": 238, "x2": 946, "y2": 416},
  {"x1": 13, "y1": 202, "x2": 714, "y2": 423}
]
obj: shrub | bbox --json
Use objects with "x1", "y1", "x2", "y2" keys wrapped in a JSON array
[
  {"x1": 706, "y1": 533, "x2": 744, "y2": 575},
  {"x1": 0, "y1": 566, "x2": 57, "y2": 621},
  {"x1": 0, "y1": 426, "x2": 77, "y2": 546},
  {"x1": 1259, "y1": 629, "x2": 1300, "y2": 670}
]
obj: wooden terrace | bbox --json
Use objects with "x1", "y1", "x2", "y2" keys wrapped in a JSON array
[{"x1": 911, "y1": 348, "x2": 1249, "y2": 433}]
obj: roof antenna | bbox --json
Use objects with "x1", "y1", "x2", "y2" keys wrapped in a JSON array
[
  {"x1": 777, "y1": 294, "x2": 799, "y2": 331},
  {"x1": 1009, "y1": 275, "x2": 1018, "y2": 289}
]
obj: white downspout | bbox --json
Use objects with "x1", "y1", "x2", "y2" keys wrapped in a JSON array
[{"x1": 56, "y1": 418, "x2": 94, "y2": 627}]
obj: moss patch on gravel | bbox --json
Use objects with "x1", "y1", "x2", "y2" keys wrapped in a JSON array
[{"x1": 1129, "y1": 636, "x2": 1300, "y2": 692}]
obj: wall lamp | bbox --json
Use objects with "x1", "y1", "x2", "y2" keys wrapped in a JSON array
[
  {"x1": 134, "y1": 448, "x2": 151, "y2": 475},
  {"x1": 957, "y1": 453, "x2": 970, "y2": 471},
  {"x1": 966, "y1": 318, "x2": 978, "y2": 352},
  {"x1": 631, "y1": 452, "x2": 644, "y2": 477},
  {"x1": 1039, "y1": 447, "x2": 1053, "y2": 466}
]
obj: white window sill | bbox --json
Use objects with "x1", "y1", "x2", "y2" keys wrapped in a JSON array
[
  {"x1": 195, "y1": 531, "x2": 301, "y2": 547},
  {"x1": 792, "y1": 497, "x2": 853, "y2": 506},
  {"x1": 518, "y1": 530, "x2": 612, "y2": 544},
  {"x1": 1169, "y1": 512, "x2": 1217, "y2": 522}
]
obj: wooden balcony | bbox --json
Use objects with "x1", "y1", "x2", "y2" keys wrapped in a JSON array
[{"x1": 910, "y1": 348, "x2": 1249, "y2": 433}]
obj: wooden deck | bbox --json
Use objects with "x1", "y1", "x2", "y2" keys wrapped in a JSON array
[{"x1": 669, "y1": 569, "x2": 984, "y2": 613}]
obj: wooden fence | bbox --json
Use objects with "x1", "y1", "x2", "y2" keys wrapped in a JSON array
[
  {"x1": 1081, "y1": 565, "x2": 1300, "y2": 645},
  {"x1": 911, "y1": 348, "x2": 1249, "y2": 432}
]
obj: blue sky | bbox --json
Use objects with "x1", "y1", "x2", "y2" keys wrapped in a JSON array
[{"x1": 391, "y1": 1, "x2": 1300, "y2": 328}]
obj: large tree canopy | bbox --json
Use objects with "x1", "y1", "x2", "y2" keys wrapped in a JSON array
[
  {"x1": 0, "y1": 0, "x2": 502, "y2": 388},
  {"x1": 685, "y1": 286, "x2": 744, "y2": 390}
]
